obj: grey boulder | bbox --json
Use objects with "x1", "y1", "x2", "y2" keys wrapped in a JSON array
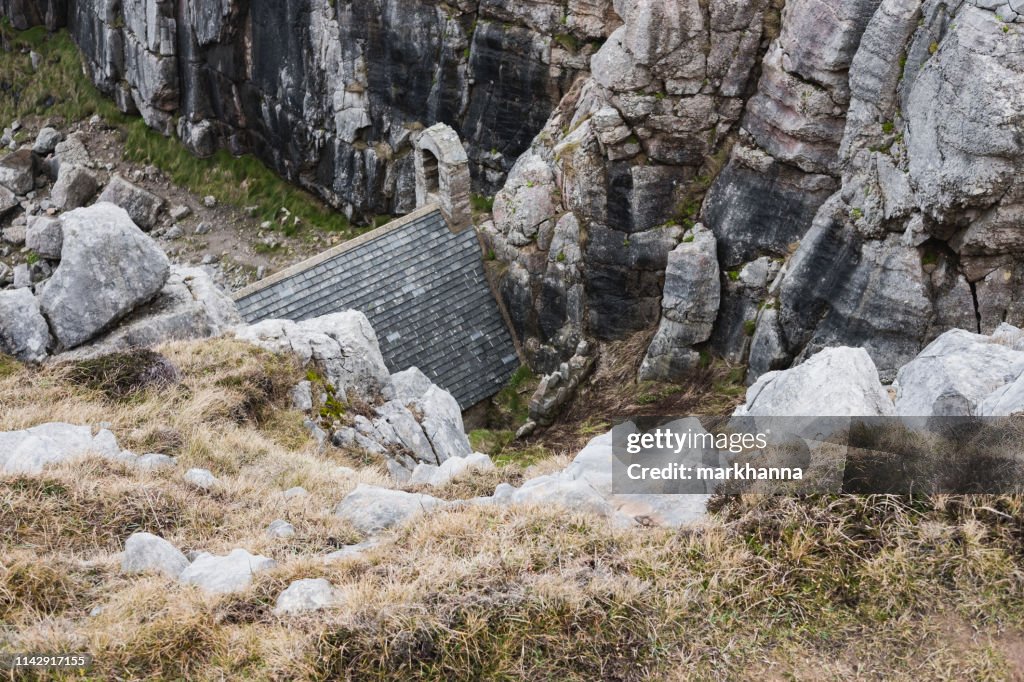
[
  {"x1": 38, "y1": 203, "x2": 170, "y2": 350},
  {"x1": 179, "y1": 549, "x2": 276, "y2": 594},
  {"x1": 894, "y1": 329, "x2": 1024, "y2": 421},
  {"x1": 0, "y1": 288, "x2": 52, "y2": 363},
  {"x1": 57, "y1": 266, "x2": 240, "y2": 359},
  {"x1": 273, "y1": 578, "x2": 342, "y2": 616},
  {"x1": 96, "y1": 175, "x2": 165, "y2": 230},
  {"x1": 333, "y1": 484, "x2": 444, "y2": 534},
  {"x1": 735, "y1": 347, "x2": 896, "y2": 418},
  {"x1": 121, "y1": 532, "x2": 189, "y2": 578},
  {"x1": 51, "y1": 165, "x2": 99, "y2": 211}
]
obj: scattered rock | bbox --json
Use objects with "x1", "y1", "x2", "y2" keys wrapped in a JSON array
[
  {"x1": 32, "y1": 127, "x2": 62, "y2": 156},
  {"x1": 0, "y1": 423, "x2": 123, "y2": 475},
  {"x1": 408, "y1": 452, "x2": 494, "y2": 487},
  {"x1": 179, "y1": 549, "x2": 276, "y2": 594},
  {"x1": 121, "y1": 532, "x2": 189, "y2": 579},
  {"x1": 0, "y1": 149, "x2": 35, "y2": 195},
  {"x1": 194, "y1": 222, "x2": 211, "y2": 235},
  {"x1": 0, "y1": 185, "x2": 16, "y2": 216},
  {"x1": 184, "y1": 468, "x2": 218, "y2": 490},
  {"x1": 282, "y1": 486, "x2": 309, "y2": 500},
  {"x1": 202, "y1": 195, "x2": 216, "y2": 207},
  {"x1": 273, "y1": 578, "x2": 341, "y2": 615},
  {"x1": 24, "y1": 215, "x2": 62, "y2": 260},
  {"x1": 323, "y1": 538, "x2": 381, "y2": 562},
  {"x1": 97, "y1": 175, "x2": 165, "y2": 231},
  {"x1": 135, "y1": 453, "x2": 177, "y2": 471},
  {"x1": 266, "y1": 519, "x2": 296, "y2": 539},
  {"x1": 334, "y1": 484, "x2": 445, "y2": 534},
  {"x1": 169, "y1": 204, "x2": 191, "y2": 221},
  {"x1": 51, "y1": 165, "x2": 99, "y2": 211}
]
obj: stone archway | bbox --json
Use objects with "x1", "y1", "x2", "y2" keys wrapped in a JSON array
[{"x1": 414, "y1": 123, "x2": 471, "y2": 231}]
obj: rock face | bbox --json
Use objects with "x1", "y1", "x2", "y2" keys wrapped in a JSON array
[
  {"x1": 179, "y1": 549, "x2": 276, "y2": 594},
  {"x1": 639, "y1": 225, "x2": 720, "y2": 381},
  {"x1": 10, "y1": 0, "x2": 1024, "y2": 395},
  {"x1": 121, "y1": 532, "x2": 189, "y2": 579},
  {"x1": 0, "y1": 288, "x2": 51, "y2": 363},
  {"x1": 38, "y1": 203, "x2": 171, "y2": 350}
]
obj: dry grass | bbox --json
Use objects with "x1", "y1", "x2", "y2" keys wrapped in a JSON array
[{"x1": 1, "y1": 340, "x2": 1023, "y2": 680}]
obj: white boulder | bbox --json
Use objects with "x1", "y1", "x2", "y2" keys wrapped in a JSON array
[
  {"x1": 179, "y1": 549, "x2": 276, "y2": 594},
  {"x1": 121, "y1": 532, "x2": 189, "y2": 578}
]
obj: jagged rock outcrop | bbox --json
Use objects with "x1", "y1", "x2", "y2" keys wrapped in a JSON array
[
  {"x1": 481, "y1": 0, "x2": 778, "y2": 370},
  {"x1": 639, "y1": 225, "x2": 720, "y2": 380},
  {"x1": 236, "y1": 313, "x2": 487, "y2": 477}
]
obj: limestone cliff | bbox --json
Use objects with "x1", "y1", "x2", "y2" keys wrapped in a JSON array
[{"x1": 7, "y1": 0, "x2": 1024, "y2": 386}]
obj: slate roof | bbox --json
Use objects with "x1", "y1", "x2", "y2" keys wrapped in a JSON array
[{"x1": 233, "y1": 205, "x2": 520, "y2": 408}]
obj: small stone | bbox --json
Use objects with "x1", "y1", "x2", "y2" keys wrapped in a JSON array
[
  {"x1": 121, "y1": 532, "x2": 189, "y2": 578},
  {"x1": 273, "y1": 578, "x2": 341, "y2": 615},
  {"x1": 184, "y1": 468, "x2": 218, "y2": 490},
  {"x1": 266, "y1": 519, "x2": 296, "y2": 539},
  {"x1": 135, "y1": 453, "x2": 177, "y2": 471},
  {"x1": 165, "y1": 224, "x2": 183, "y2": 240},
  {"x1": 32, "y1": 127, "x2": 62, "y2": 156},
  {"x1": 202, "y1": 195, "x2": 216, "y2": 208},
  {"x1": 169, "y1": 204, "x2": 191, "y2": 221},
  {"x1": 195, "y1": 222, "x2": 211, "y2": 235},
  {"x1": 283, "y1": 486, "x2": 309, "y2": 500},
  {"x1": 179, "y1": 549, "x2": 276, "y2": 594},
  {"x1": 200, "y1": 254, "x2": 217, "y2": 265}
]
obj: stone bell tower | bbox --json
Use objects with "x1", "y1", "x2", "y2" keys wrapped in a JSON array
[{"x1": 414, "y1": 123, "x2": 472, "y2": 232}]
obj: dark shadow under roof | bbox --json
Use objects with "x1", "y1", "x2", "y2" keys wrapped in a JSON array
[{"x1": 233, "y1": 205, "x2": 520, "y2": 408}]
